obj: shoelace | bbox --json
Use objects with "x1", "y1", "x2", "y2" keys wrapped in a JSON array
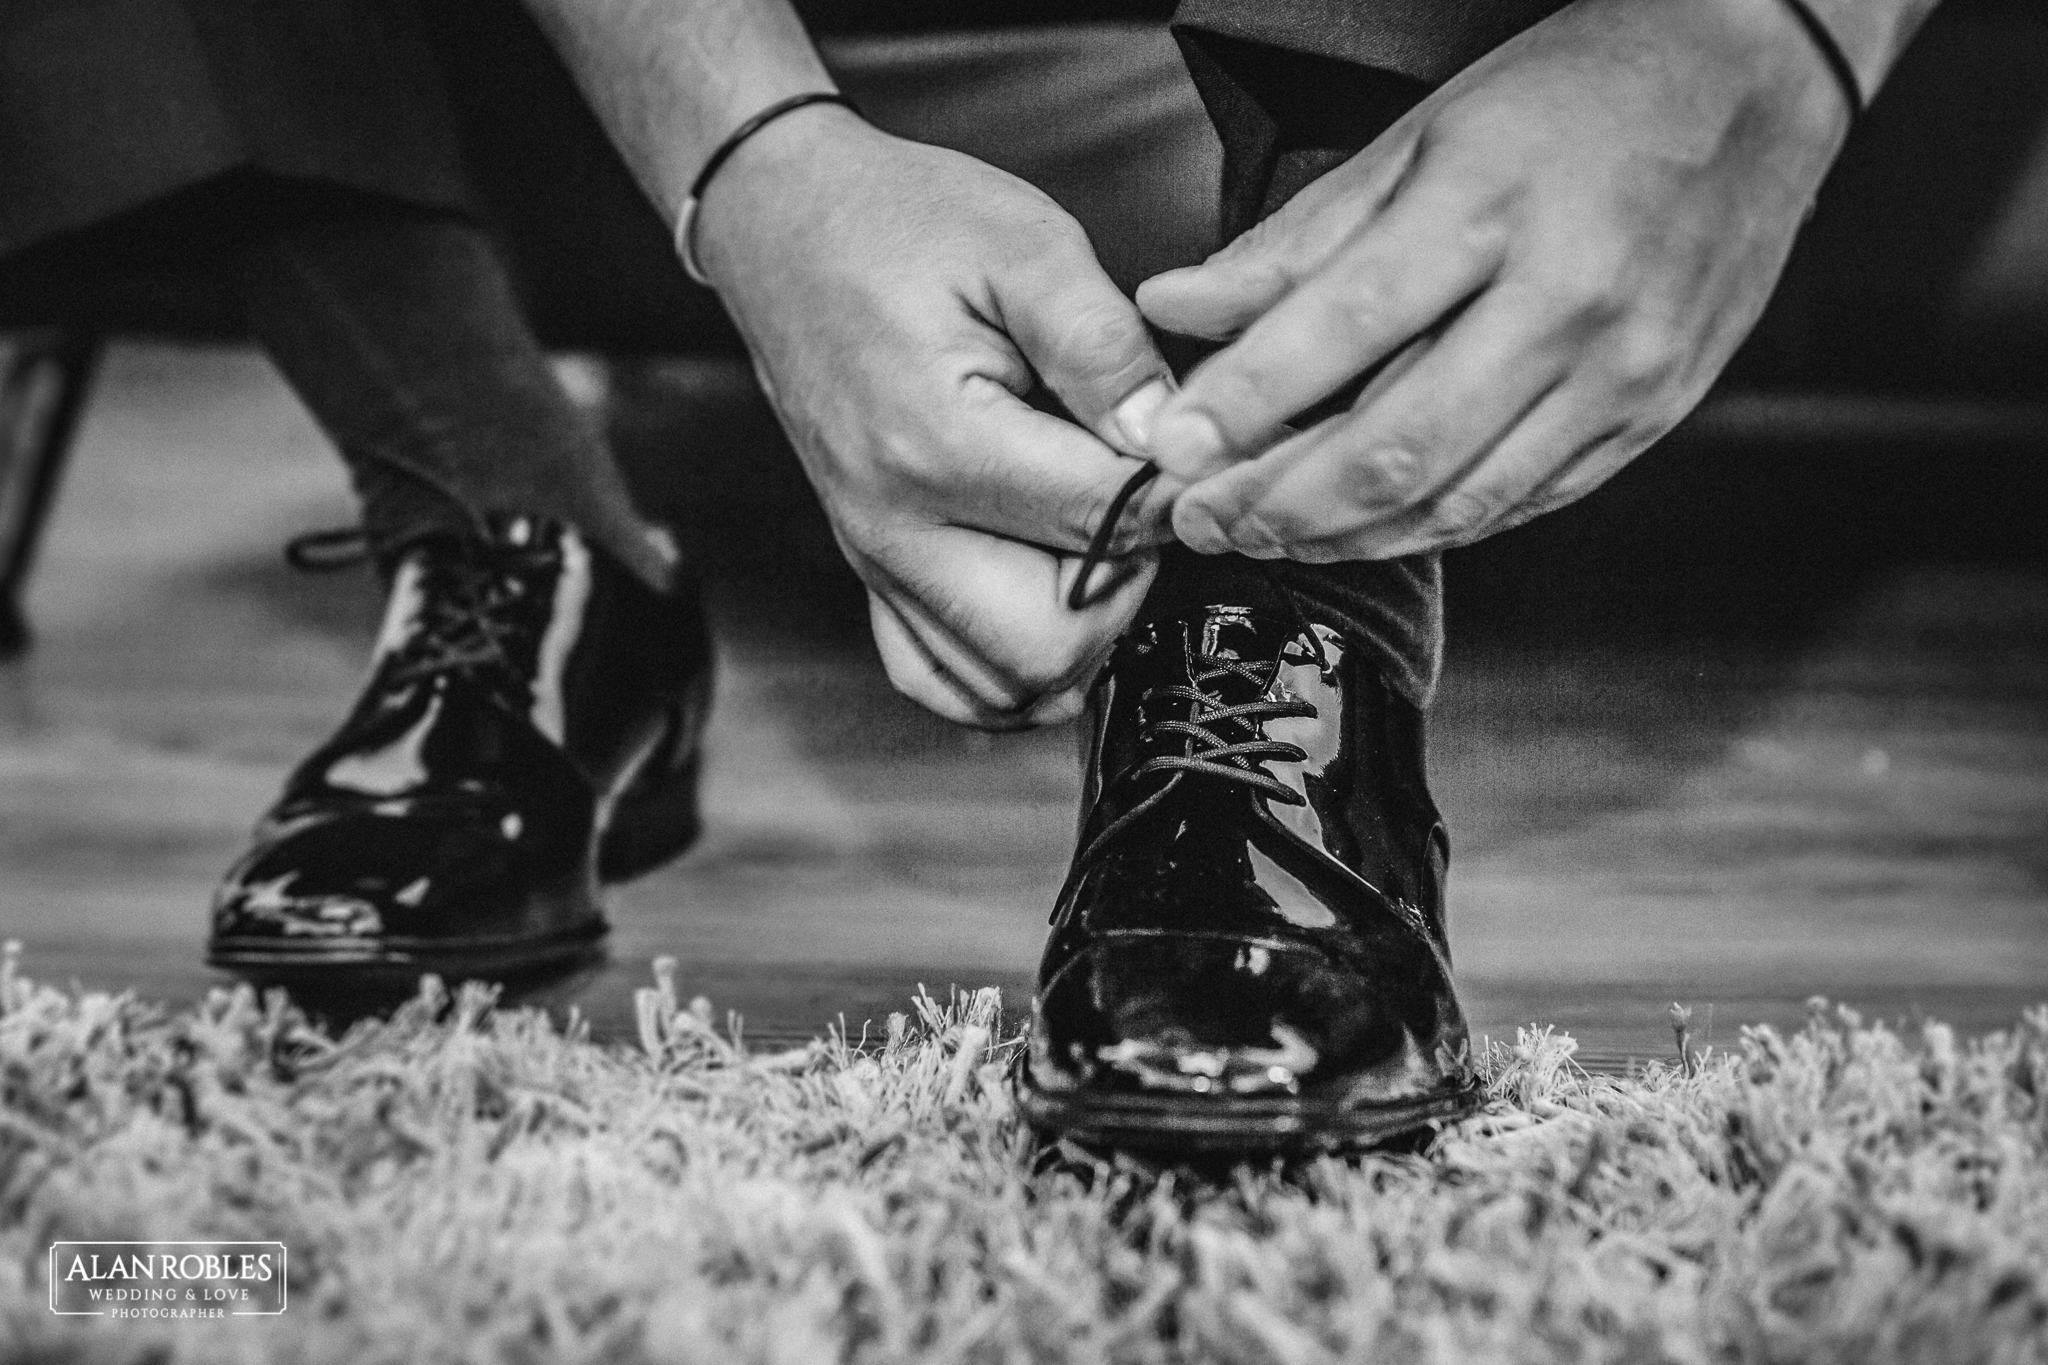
[
  {"x1": 283, "y1": 525, "x2": 539, "y2": 691},
  {"x1": 283, "y1": 525, "x2": 373, "y2": 573},
  {"x1": 1067, "y1": 462, "x2": 1160, "y2": 611},
  {"x1": 1134, "y1": 656, "x2": 1315, "y2": 804},
  {"x1": 1068, "y1": 455, "x2": 1342, "y2": 862},
  {"x1": 1074, "y1": 647, "x2": 1318, "y2": 870},
  {"x1": 384, "y1": 560, "x2": 536, "y2": 688},
  {"x1": 1070, "y1": 449, "x2": 1340, "y2": 801}
]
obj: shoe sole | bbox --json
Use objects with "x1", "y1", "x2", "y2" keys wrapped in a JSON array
[
  {"x1": 206, "y1": 919, "x2": 606, "y2": 998},
  {"x1": 1016, "y1": 1071, "x2": 1483, "y2": 1157}
]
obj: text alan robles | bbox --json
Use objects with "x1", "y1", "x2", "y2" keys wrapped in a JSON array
[{"x1": 48, "y1": 1241, "x2": 288, "y2": 1317}]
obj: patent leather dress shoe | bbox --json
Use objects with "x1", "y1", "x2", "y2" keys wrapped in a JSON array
[
  {"x1": 1019, "y1": 601, "x2": 1481, "y2": 1155},
  {"x1": 209, "y1": 516, "x2": 712, "y2": 990}
]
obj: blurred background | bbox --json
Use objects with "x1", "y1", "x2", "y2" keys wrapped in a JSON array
[{"x1": 2, "y1": 1, "x2": 2043, "y2": 1065}]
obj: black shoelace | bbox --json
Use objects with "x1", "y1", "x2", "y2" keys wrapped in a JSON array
[
  {"x1": 1066, "y1": 454, "x2": 1344, "y2": 866},
  {"x1": 284, "y1": 525, "x2": 542, "y2": 691},
  {"x1": 1133, "y1": 655, "x2": 1315, "y2": 804},
  {"x1": 1067, "y1": 462, "x2": 1160, "y2": 611},
  {"x1": 385, "y1": 559, "x2": 539, "y2": 689},
  {"x1": 283, "y1": 525, "x2": 374, "y2": 573},
  {"x1": 1075, "y1": 647, "x2": 1319, "y2": 869}
]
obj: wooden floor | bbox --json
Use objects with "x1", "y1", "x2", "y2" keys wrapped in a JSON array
[{"x1": 4, "y1": 344, "x2": 2045, "y2": 1069}]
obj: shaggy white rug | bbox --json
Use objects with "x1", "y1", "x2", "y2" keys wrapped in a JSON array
[{"x1": 2, "y1": 944, "x2": 2044, "y2": 1364}]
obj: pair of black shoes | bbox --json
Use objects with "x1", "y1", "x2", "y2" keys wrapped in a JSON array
[{"x1": 210, "y1": 518, "x2": 1476, "y2": 1152}]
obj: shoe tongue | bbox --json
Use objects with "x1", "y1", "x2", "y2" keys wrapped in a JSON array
[
  {"x1": 1194, "y1": 604, "x2": 1276, "y2": 660},
  {"x1": 1184, "y1": 604, "x2": 1300, "y2": 698}
]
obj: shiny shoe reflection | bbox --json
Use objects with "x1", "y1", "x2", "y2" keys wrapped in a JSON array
[
  {"x1": 209, "y1": 516, "x2": 712, "y2": 991},
  {"x1": 1019, "y1": 601, "x2": 1480, "y2": 1155}
]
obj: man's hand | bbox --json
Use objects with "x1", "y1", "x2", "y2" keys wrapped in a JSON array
[
  {"x1": 1133, "y1": 0, "x2": 1856, "y2": 562},
  {"x1": 697, "y1": 107, "x2": 1177, "y2": 727}
]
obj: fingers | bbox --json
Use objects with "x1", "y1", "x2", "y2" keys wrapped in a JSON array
[
  {"x1": 993, "y1": 241, "x2": 1174, "y2": 457},
  {"x1": 862, "y1": 526, "x2": 1157, "y2": 728},
  {"x1": 1135, "y1": 133, "x2": 1420, "y2": 343},
  {"x1": 1164, "y1": 335, "x2": 1432, "y2": 555},
  {"x1": 1254, "y1": 392, "x2": 1629, "y2": 562},
  {"x1": 1183, "y1": 358, "x2": 1669, "y2": 564},
  {"x1": 1400, "y1": 387, "x2": 1653, "y2": 552},
  {"x1": 873, "y1": 594, "x2": 1093, "y2": 730},
  {"x1": 1172, "y1": 284, "x2": 1565, "y2": 555},
  {"x1": 914, "y1": 387, "x2": 1179, "y2": 556},
  {"x1": 869, "y1": 594, "x2": 1042, "y2": 731},
  {"x1": 1139, "y1": 174, "x2": 1504, "y2": 484}
]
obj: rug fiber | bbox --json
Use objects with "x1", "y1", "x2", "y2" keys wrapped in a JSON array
[{"x1": 3, "y1": 945, "x2": 2045, "y2": 1364}]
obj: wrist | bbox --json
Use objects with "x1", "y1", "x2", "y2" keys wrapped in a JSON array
[
  {"x1": 689, "y1": 101, "x2": 874, "y2": 289},
  {"x1": 1792, "y1": 0, "x2": 1942, "y2": 98},
  {"x1": 674, "y1": 93, "x2": 858, "y2": 283},
  {"x1": 1692, "y1": 0, "x2": 1858, "y2": 151}
]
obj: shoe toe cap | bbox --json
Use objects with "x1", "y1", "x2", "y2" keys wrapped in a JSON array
[
  {"x1": 211, "y1": 800, "x2": 562, "y2": 944},
  {"x1": 1028, "y1": 932, "x2": 1470, "y2": 1105}
]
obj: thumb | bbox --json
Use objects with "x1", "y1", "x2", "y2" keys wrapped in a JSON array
[{"x1": 994, "y1": 245, "x2": 1173, "y2": 458}]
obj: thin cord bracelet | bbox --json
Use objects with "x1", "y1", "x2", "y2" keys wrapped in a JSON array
[
  {"x1": 674, "y1": 91, "x2": 860, "y2": 286},
  {"x1": 1769, "y1": 0, "x2": 1865, "y2": 124}
]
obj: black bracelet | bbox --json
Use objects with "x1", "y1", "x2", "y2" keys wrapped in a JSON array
[
  {"x1": 1768, "y1": 0, "x2": 1865, "y2": 125},
  {"x1": 674, "y1": 91, "x2": 860, "y2": 285}
]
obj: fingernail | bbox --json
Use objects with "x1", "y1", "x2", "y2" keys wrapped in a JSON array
[
  {"x1": 1148, "y1": 410, "x2": 1226, "y2": 476},
  {"x1": 1111, "y1": 376, "x2": 1175, "y2": 453}
]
